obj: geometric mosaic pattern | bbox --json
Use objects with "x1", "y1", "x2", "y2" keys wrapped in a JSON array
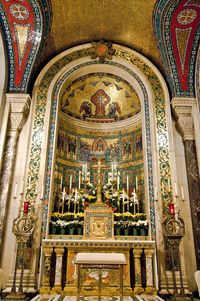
[
  {"x1": 153, "y1": 0, "x2": 200, "y2": 97},
  {"x1": 0, "y1": 0, "x2": 51, "y2": 92}
]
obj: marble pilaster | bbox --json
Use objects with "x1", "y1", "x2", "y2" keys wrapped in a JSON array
[
  {"x1": 51, "y1": 247, "x2": 64, "y2": 293},
  {"x1": 172, "y1": 97, "x2": 200, "y2": 269},
  {"x1": 133, "y1": 248, "x2": 144, "y2": 294},
  {"x1": 40, "y1": 247, "x2": 53, "y2": 294},
  {"x1": 144, "y1": 249, "x2": 156, "y2": 293},
  {"x1": 0, "y1": 94, "x2": 30, "y2": 260}
]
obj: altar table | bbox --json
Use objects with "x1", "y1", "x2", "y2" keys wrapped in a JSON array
[{"x1": 75, "y1": 252, "x2": 126, "y2": 301}]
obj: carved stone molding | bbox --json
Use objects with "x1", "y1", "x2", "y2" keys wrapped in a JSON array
[
  {"x1": 6, "y1": 94, "x2": 31, "y2": 136},
  {"x1": 171, "y1": 97, "x2": 196, "y2": 141}
]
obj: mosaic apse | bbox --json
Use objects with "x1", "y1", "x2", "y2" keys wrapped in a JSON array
[{"x1": 60, "y1": 73, "x2": 141, "y2": 123}]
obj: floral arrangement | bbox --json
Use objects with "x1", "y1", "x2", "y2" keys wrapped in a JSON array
[{"x1": 102, "y1": 183, "x2": 119, "y2": 208}]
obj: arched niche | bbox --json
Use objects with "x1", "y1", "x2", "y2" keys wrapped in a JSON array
[{"x1": 28, "y1": 43, "x2": 173, "y2": 243}]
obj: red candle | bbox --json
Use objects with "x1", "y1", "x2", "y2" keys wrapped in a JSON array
[
  {"x1": 169, "y1": 203, "x2": 175, "y2": 215},
  {"x1": 23, "y1": 201, "x2": 29, "y2": 214}
]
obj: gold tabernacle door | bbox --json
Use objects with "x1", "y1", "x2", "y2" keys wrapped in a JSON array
[{"x1": 84, "y1": 204, "x2": 114, "y2": 239}]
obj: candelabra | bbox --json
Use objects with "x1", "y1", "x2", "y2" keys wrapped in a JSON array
[{"x1": 6, "y1": 193, "x2": 35, "y2": 299}]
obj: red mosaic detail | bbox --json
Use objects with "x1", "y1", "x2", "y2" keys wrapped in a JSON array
[
  {"x1": 171, "y1": 0, "x2": 200, "y2": 91},
  {"x1": 2, "y1": 0, "x2": 35, "y2": 87},
  {"x1": 90, "y1": 89, "x2": 111, "y2": 117},
  {"x1": 96, "y1": 44, "x2": 108, "y2": 56}
]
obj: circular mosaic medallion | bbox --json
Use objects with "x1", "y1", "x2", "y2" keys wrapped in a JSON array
[
  {"x1": 177, "y1": 9, "x2": 197, "y2": 25},
  {"x1": 10, "y1": 4, "x2": 29, "y2": 20}
]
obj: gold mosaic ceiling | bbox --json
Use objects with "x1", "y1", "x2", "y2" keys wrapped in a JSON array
[
  {"x1": 43, "y1": 0, "x2": 163, "y2": 72},
  {"x1": 60, "y1": 73, "x2": 140, "y2": 123}
]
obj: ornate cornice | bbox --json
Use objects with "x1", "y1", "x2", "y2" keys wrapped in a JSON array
[
  {"x1": 171, "y1": 97, "x2": 196, "y2": 141},
  {"x1": 6, "y1": 94, "x2": 31, "y2": 136}
]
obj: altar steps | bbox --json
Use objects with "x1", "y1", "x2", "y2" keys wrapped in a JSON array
[{"x1": 30, "y1": 295, "x2": 165, "y2": 301}]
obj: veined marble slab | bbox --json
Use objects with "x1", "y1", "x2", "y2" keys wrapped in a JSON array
[{"x1": 134, "y1": 295, "x2": 165, "y2": 301}]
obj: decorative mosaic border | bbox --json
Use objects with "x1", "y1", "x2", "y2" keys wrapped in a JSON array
[
  {"x1": 26, "y1": 46, "x2": 172, "y2": 241},
  {"x1": 153, "y1": 0, "x2": 200, "y2": 97},
  {"x1": 0, "y1": 0, "x2": 51, "y2": 92}
]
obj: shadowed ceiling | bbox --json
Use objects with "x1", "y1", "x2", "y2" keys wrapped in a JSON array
[{"x1": 41, "y1": 0, "x2": 163, "y2": 72}]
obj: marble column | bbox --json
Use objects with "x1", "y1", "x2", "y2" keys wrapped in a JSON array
[
  {"x1": 51, "y1": 247, "x2": 64, "y2": 293},
  {"x1": 172, "y1": 98, "x2": 200, "y2": 269},
  {"x1": 144, "y1": 248, "x2": 156, "y2": 293},
  {"x1": 133, "y1": 248, "x2": 144, "y2": 294},
  {"x1": 40, "y1": 247, "x2": 53, "y2": 294},
  {"x1": 0, "y1": 94, "x2": 30, "y2": 260}
]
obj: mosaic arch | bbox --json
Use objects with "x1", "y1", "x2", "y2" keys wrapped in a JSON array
[
  {"x1": 153, "y1": 0, "x2": 200, "y2": 97},
  {"x1": 0, "y1": 0, "x2": 51, "y2": 92},
  {"x1": 26, "y1": 43, "x2": 172, "y2": 239}
]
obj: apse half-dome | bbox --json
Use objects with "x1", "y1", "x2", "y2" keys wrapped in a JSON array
[{"x1": 60, "y1": 73, "x2": 141, "y2": 123}]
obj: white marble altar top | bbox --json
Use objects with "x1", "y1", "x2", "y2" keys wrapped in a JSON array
[{"x1": 75, "y1": 252, "x2": 126, "y2": 265}]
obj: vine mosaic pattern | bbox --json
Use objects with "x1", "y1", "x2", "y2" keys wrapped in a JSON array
[{"x1": 26, "y1": 46, "x2": 172, "y2": 239}]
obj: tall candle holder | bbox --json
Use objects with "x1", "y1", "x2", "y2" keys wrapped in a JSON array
[
  {"x1": 6, "y1": 193, "x2": 35, "y2": 299},
  {"x1": 163, "y1": 212, "x2": 191, "y2": 300}
]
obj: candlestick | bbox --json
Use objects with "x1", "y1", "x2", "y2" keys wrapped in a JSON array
[
  {"x1": 117, "y1": 172, "x2": 120, "y2": 190},
  {"x1": 136, "y1": 175, "x2": 138, "y2": 191},
  {"x1": 174, "y1": 182, "x2": 178, "y2": 196},
  {"x1": 127, "y1": 175, "x2": 129, "y2": 194},
  {"x1": 122, "y1": 189, "x2": 125, "y2": 213},
  {"x1": 78, "y1": 171, "x2": 81, "y2": 189},
  {"x1": 181, "y1": 185, "x2": 184, "y2": 200},
  {"x1": 60, "y1": 175, "x2": 63, "y2": 189},
  {"x1": 69, "y1": 174, "x2": 72, "y2": 190}
]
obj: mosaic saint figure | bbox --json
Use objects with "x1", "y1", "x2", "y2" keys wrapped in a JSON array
[
  {"x1": 57, "y1": 131, "x2": 65, "y2": 155},
  {"x1": 135, "y1": 134, "x2": 142, "y2": 153},
  {"x1": 91, "y1": 89, "x2": 111, "y2": 117},
  {"x1": 79, "y1": 101, "x2": 92, "y2": 118},
  {"x1": 107, "y1": 102, "x2": 121, "y2": 118}
]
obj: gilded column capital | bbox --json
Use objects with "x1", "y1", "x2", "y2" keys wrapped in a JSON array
[
  {"x1": 144, "y1": 248, "x2": 154, "y2": 257},
  {"x1": 55, "y1": 247, "x2": 65, "y2": 256},
  {"x1": 171, "y1": 97, "x2": 196, "y2": 141},
  {"x1": 6, "y1": 94, "x2": 31, "y2": 136},
  {"x1": 43, "y1": 247, "x2": 53, "y2": 257},
  {"x1": 133, "y1": 248, "x2": 143, "y2": 257}
]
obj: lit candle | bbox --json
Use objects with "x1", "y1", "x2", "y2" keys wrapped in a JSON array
[
  {"x1": 127, "y1": 175, "x2": 129, "y2": 194},
  {"x1": 181, "y1": 185, "x2": 184, "y2": 200},
  {"x1": 136, "y1": 175, "x2": 138, "y2": 191},
  {"x1": 122, "y1": 189, "x2": 125, "y2": 213},
  {"x1": 14, "y1": 183, "x2": 18, "y2": 198},
  {"x1": 78, "y1": 171, "x2": 81, "y2": 189},
  {"x1": 117, "y1": 172, "x2": 120, "y2": 190},
  {"x1": 23, "y1": 201, "x2": 29, "y2": 214},
  {"x1": 169, "y1": 202, "x2": 175, "y2": 215},
  {"x1": 60, "y1": 175, "x2": 63, "y2": 189},
  {"x1": 69, "y1": 174, "x2": 73, "y2": 190},
  {"x1": 174, "y1": 182, "x2": 178, "y2": 196}
]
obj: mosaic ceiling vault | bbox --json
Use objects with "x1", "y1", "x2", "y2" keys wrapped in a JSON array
[
  {"x1": 0, "y1": 0, "x2": 199, "y2": 97},
  {"x1": 60, "y1": 73, "x2": 140, "y2": 123}
]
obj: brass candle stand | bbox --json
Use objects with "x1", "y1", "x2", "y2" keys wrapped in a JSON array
[
  {"x1": 6, "y1": 193, "x2": 35, "y2": 299},
  {"x1": 163, "y1": 213, "x2": 191, "y2": 301}
]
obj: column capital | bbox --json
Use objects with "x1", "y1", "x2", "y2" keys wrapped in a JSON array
[
  {"x1": 43, "y1": 247, "x2": 53, "y2": 257},
  {"x1": 6, "y1": 93, "x2": 31, "y2": 136},
  {"x1": 133, "y1": 248, "x2": 143, "y2": 257},
  {"x1": 55, "y1": 247, "x2": 65, "y2": 256},
  {"x1": 171, "y1": 97, "x2": 196, "y2": 141},
  {"x1": 144, "y1": 248, "x2": 154, "y2": 257}
]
